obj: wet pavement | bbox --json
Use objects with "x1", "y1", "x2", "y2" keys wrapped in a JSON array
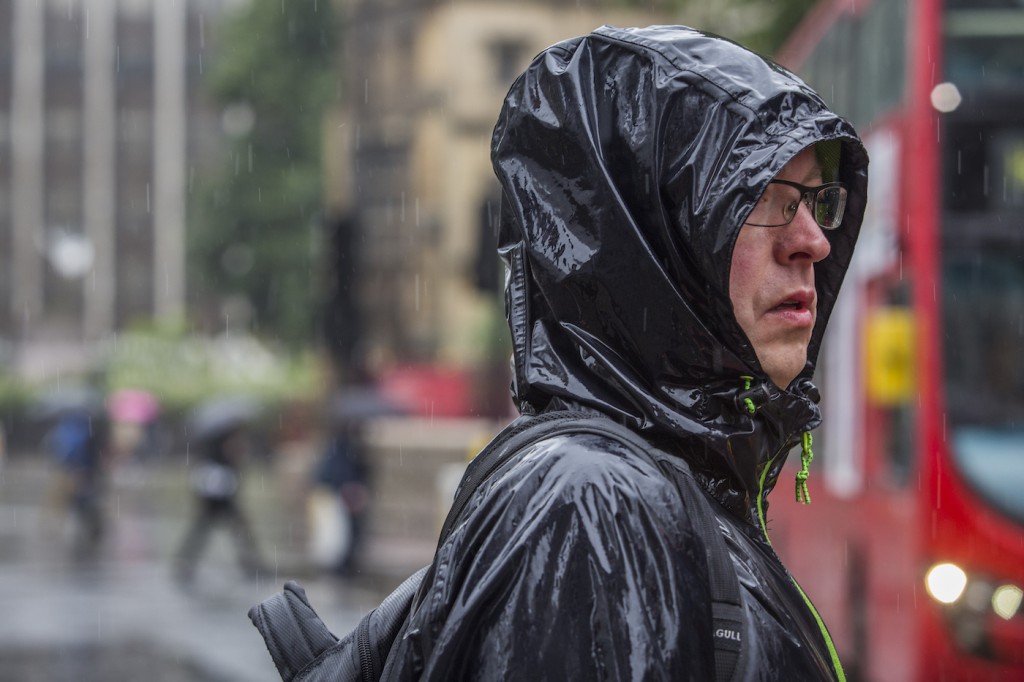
[{"x1": 0, "y1": 454, "x2": 392, "y2": 681}]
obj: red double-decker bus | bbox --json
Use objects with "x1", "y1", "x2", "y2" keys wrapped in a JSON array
[{"x1": 769, "y1": 0, "x2": 1024, "y2": 679}]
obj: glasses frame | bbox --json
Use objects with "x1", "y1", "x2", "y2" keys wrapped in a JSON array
[{"x1": 746, "y1": 179, "x2": 848, "y2": 230}]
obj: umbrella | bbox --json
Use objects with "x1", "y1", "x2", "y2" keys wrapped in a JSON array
[
  {"x1": 107, "y1": 388, "x2": 161, "y2": 424},
  {"x1": 188, "y1": 395, "x2": 263, "y2": 442},
  {"x1": 30, "y1": 385, "x2": 105, "y2": 421}
]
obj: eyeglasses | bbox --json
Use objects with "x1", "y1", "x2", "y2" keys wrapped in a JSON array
[{"x1": 745, "y1": 180, "x2": 848, "y2": 230}]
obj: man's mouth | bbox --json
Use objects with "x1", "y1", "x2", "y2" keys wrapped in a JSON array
[
  {"x1": 772, "y1": 299, "x2": 806, "y2": 311},
  {"x1": 766, "y1": 291, "x2": 815, "y2": 324}
]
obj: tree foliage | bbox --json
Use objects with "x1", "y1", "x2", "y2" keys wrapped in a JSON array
[{"x1": 190, "y1": 0, "x2": 339, "y2": 348}]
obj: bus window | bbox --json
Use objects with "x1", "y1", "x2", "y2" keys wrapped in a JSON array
[{"x1": 942, "y1": 251, "x2": 1024, "y2": 523}]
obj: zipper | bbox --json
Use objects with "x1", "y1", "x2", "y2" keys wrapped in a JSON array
[
  {"x1": 756, "y1": 447, "x2": 846, "y2": 682},
  {"x1": 357, "y1": 611, "x2": 376, "y2": 682}
]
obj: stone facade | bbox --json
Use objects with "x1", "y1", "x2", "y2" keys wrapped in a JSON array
[{"x1": 325, "y1": 1, "x2": 672, "y2": 378}]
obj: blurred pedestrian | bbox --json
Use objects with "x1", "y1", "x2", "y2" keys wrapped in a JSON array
[
  {"x1": 308, "y1": 420, "x2": 371, "y2": 576},
  {"x1": 45, "y1": 409, "x2": 109, "y2": 560},
  {"x1": 175, "y1": 425, "x2": 265, "y2": 584},
  {"x1": 384, "y1": 26, "x2": 868, "y2": 680},
  {"x1": 307, "y1": 386, "x2": 403, "y2": 576}
]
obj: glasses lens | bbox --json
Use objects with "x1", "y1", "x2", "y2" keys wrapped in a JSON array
[
  {"x1": 747, "y1": 183, "x2": 802, "y2": 227},
  {"x1": 815, "y1": 185, "x2": 848, "y2": 229}
]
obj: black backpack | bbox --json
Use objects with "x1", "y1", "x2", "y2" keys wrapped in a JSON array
[{"x1": 249, "y1": 411, "x2": 746, "y2": 682}]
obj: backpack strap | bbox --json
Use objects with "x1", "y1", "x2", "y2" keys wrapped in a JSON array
[
  {"x1": 681, "y1": 480, "x2": 746, "y2": 682},
  {"x1": 247, "y1": 581, "x2": 340, "y2": 682},
  {"x1": 247, "y1": 567, "x2": 429, "y2": 682}
]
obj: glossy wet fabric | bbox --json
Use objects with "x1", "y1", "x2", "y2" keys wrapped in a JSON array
[{"x1": 384, "y1": 25, "x2": 868, "y2": 680}]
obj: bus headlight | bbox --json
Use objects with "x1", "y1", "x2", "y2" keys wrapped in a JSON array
[
  {"x1": 992, "y1": 585, "x2": 1023, "y2": 621},
  {"x1": 926, "y1": 562, "x2": 969, "y2": 604}
]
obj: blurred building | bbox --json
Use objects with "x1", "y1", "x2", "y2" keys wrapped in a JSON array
[
  {"x1": 0, "y1": 0, "x2": 242, "y2": 379},
  {"x1": 324, "y1": 0, "x2": 673, "y2": 399}
]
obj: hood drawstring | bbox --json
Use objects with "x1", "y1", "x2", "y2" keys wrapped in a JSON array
[
  {"x1": 735, "y1": 375, "x2": 769, "y2": 415},
  {"x1": 796, "y1": 431, "x2": 814, "y2": 505},
  {"x1": 740, "y1": 376, "x2": 757, "y2": 414},
  {"x1": 736, "y1": 376, "x2": 815, "y2": 506}
]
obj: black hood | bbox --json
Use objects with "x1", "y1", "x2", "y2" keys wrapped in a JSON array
[{"x1": 491, "y1": 26, "x2": 869, "y2": 521}]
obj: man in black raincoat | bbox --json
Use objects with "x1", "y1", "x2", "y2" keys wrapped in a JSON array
[{"x1": 386, "y1": 26, "x2": 867, "y2": 680}]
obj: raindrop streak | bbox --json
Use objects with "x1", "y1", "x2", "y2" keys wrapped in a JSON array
[
  {"x1": 146, "y1": 183, "x2": 151, "y2": 213},
  {"x1": 642, "y1": 307, "x2": 648, "y2": 332},
  {"x1": 415, "y1": 273, "x2": 421, "y2": 312},
  {"x1": 248, "y1": 144, "x2": 253, "y2": 173},
  {"x1": 415, "y1": 197, "x2": 421, "y2": 227}
]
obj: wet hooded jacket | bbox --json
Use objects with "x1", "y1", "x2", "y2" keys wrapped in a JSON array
[{"x1": 383, "y1": 25, "x2": 868, "y2": 681}]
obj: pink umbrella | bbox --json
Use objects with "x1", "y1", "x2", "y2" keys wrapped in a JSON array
[{"x1": 108, "y1": 388, "x2": 161, "y2": 424}]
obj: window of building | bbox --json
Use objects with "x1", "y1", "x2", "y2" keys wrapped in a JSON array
[{"x1": 490, "y1": 38, "x2": 528, "y2": 87}]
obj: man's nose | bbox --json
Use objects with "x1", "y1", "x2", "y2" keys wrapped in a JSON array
[{"x1": 781, "y1": 202, "x2": 831, "y2": 263}]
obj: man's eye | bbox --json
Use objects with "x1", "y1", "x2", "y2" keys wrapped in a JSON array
[{"x1": 784, "y1": 201, "x2": 800, "y2": 219}]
